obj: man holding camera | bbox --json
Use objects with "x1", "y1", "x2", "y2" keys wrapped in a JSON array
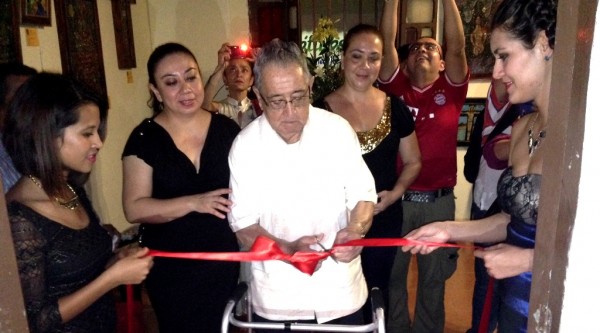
[{"x1": 202, "y1": 43, "x2": 260, "y2": 128}]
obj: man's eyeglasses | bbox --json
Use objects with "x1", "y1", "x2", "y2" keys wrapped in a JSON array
[
  {"x1": 260, "y1": 88, "x2": 312, "y2": 111},
  {"x1": 409, "y1": 42, "x2": 440, "y2": 54}
]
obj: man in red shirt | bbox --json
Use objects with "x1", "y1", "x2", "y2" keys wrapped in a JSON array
[{"x1": 378, "y1": 1, "x2": 469, "y2": 332}]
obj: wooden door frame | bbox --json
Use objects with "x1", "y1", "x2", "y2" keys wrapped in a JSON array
[
  {"x1": 0, "y1": 186, "x2": 29, "y2": 331},
  {"x1": 528, "y1": 0, "x2": 596, "y2": 331}
]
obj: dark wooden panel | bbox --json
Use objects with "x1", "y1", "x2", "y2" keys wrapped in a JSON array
[
  {"x1": 0, "y1": 0, "x2": 23, "y2": 63},
  {"x1": 54, "y1": 0, "x2": 107, "y2": 100},
  {"x1": 112, "y1": 0, "x2": 136, "y2": 69},
  {"x1": 248, "y1": 0, "x2": 300, "y2": 47}
]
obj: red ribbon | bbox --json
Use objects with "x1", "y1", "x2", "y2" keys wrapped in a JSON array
[
  {"x1": 478, "y1": 276, "x2": 496, "y2": 333},
  {"x1": 133, "y1": 236, "x2": 476, "y2": 330},
  {"x1": 126, "y1": 284, "x2": 134, "y2": 333},
  {"x1": 148, "y1": 235, "x2": 471, "y2": 276}
]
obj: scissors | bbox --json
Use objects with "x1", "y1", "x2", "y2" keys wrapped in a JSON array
[{"x1": 316, "y1": 241, "x2": 338, "y2": 263}]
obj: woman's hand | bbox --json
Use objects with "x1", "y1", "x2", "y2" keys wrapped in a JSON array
[
  {"x1": 474, "y1": 243, "x2": 533, "y2": 279},
  {"x1": 401, "y1": 221, "x2": 451, "y2": 254},
  {"x1": 191, "y1": 188, "x2": 233, "y2": 219},
  {"x1": 107, "y1": 247, "x2": 153, "y2": 286},
  {"x1": 104, "y1": 243, "x2": 143, "y2": 268}
]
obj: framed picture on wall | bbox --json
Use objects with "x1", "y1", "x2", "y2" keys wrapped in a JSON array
[
  {"x1": 21, "y1": 0, "x2": 52, "y2": 26},
  {"x1": 457, "y1": 0, "x2": 503, "y2": 77},
  {"x1": 111, "y1": 0, "x2": 136, "y2": 69},
  {"x1": 458, "y1": 98, "x2": 486, "y2": 146},
  {"x1": 54, "y1": 0, "x2": 107, "y2": 100}
]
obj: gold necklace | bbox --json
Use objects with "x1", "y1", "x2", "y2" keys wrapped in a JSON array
[
  {"x1": 528, "y1": 112, "x2": 547, "y2": 156},
  {"x1": 27, "y1": 175, "x2": 80, "y2": 210}
]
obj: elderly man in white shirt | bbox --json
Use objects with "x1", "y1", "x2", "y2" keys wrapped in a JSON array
[{"x1": 228, "y1": 38, "x2": 377, "y2": 329}]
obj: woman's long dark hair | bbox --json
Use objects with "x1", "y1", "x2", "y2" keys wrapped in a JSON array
[
  {"x1": 491, "y1": 0, "x2": 557, "y2": 50},
  {"x1": 3, "y1": 72, "x2": 108, "y2": 196}
]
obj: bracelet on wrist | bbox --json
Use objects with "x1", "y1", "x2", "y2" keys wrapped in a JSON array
[{"x1": 348, "y1": 224, "x2": 367, "y2": 238}]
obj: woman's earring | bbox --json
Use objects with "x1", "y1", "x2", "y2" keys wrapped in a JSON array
[{"x1": 544, "y1": 54, "x2": 552, "y2": 61}]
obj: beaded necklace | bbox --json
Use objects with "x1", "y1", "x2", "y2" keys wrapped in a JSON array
[
  {"x1": 527, "y1": 112, "x2": 547, "y2": 157},
  {"x1": 28, "y1": 175, "x2": 80, "y2": 210}
]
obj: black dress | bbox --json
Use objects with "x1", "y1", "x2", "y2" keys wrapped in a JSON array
[
  {"x1": 313, "y1": 95, "x2": 415, "y2": 314},
  {"x1": 9, "y1": 188, "x2": 116, "y2": 333},
  {"x1": 122, "y1": 114, "x2": 241, "y2": 333}
]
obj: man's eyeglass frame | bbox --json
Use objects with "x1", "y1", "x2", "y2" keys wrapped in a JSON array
[
  {"x1": 258, "y1": 87, "x2": 312, "y2": 111},
  {"x1": 408, "y1": 42, "x2": 441, "y2": 55}
]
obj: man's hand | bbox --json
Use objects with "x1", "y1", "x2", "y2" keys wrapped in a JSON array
[
  {"x1": 280, "y1": 233, "x2": 324, "y2": 254},
  {"x1": 331, "y1": 227, "x2": 363, "y2": 263}
]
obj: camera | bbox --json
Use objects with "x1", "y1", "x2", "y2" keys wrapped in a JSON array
[{"x1": 230, "y1": 45, "x2": 249, "y2": 59}]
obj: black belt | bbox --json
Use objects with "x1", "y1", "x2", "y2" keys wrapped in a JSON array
[{"x1": 402, "y1": 188, "x2": 453, "y2": 203}]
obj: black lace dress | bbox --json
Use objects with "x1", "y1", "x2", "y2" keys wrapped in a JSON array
[
  {"x1": 496, "y1": 166, "x2": 540, "y2": 333},
  {"x1": 8, "y1": 188, "x2": 116, "y2": 333},
  {"x1": 122, "y1": 114, "x2": 240, "y2": 333}
]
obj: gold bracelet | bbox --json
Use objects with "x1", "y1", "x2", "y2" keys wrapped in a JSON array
[{"x1": 348, "y1": 223, "x2": 367, "y2": 238}]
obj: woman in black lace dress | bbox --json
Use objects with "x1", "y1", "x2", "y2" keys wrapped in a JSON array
[
  {"x1": 313, "y1": 24, "x2": 421, "y2": 319},
  {"x1": 4, "y1": 73, "x2": 153, "y2": 333},
  {"x1": 122, "y1": 43, "x2": 240, "y2": 332}
]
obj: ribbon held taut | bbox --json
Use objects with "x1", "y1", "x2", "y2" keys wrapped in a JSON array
[{"x1": 148, "y1": 235, "x2": 470, "y2": 276}]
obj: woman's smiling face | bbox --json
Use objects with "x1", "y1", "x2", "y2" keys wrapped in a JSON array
[
  {"x1": 491, "y1": 29, "x2": 549, "y2": 105},
  {"x1": 57, "y1": 103, "x2": 103, "y2": 175},
  {"x1": 342, "y1": 32, "x2": 383, "y2": 91}
]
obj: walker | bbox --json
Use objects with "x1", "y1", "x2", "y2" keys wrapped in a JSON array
[{"x1": 221, "y1": 282, "x2": 386, "y2": 332}]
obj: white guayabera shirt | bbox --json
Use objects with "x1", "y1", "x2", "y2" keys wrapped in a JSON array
[{"x1": 228, "y1": 106, "x2": 377, "y2": 323}]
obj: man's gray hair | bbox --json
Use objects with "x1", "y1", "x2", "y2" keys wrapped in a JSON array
[{"x1": 253, "y1": 38, "x2": 311, "y2": 91}]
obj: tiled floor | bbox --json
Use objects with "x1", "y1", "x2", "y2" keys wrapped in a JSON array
[{"x1": 141, "y1": 247, "x2": 476, "y2": 332}]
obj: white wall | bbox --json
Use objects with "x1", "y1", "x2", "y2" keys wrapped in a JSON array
[
  {"x1": 19, "y1": 6, "x2": 61, "y2": 71},
  {"x1": 147, "y1": 0, "x2": 250, "y2": 101},
  {"x1": 86, "y1": 0, "x2": 155, "y2": 231}
]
